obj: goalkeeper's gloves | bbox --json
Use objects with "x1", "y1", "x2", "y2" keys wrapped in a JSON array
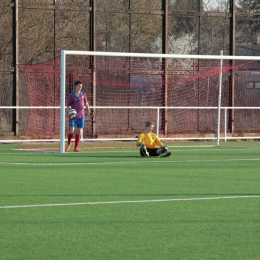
[
  {"x1": 140, "y1": 141, "x2": 145, "y2": 148},
  {"x1": 160, "y1": 145, "x2": 166, "y2": 149}
]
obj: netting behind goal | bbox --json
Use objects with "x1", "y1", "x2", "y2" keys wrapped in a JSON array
[{"x1": 16, "y1": 52, "x2": 260, "y2": 151}]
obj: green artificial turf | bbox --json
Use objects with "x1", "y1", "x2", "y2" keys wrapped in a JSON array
[{"x1": 0, "y1": 143, "x2": 260, "y2": 259}]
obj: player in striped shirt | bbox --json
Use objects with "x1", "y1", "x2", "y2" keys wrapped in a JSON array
[
  {"x1": 136, "y1": 121, "x2": 171, "y2": 157},
  {"x1": 66, "y1": 80, "x2": 90, "y2": 152}
]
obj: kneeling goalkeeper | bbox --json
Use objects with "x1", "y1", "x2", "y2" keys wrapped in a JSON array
[{"x1": 136, "y1": 121, "x2": 171, "y2": 157}]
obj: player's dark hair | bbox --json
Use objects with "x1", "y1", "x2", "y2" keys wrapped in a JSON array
[
  {"x1": 74, "y1": 80, "x2": 82, "y2": 86},
  {"x1": 145, "y1": 121, "x2": 154, "y2": 127}
]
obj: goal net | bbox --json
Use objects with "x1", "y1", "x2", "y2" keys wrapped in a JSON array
[{"x1": 13, "y1": 51, "x2": 260, "y2": 152}]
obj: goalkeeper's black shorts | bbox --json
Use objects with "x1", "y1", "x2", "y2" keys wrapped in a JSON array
[{"x1": 146, "y1": 148, "x2": 160, "y2": 156}]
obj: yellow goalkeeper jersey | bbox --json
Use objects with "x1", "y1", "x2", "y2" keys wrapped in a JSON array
[{"x1": 136, "y1": 132, "x2": 163, "y2": 148}]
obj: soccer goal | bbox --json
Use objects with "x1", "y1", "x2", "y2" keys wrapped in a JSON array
[
  {"x1": 59, "y1": 50, "x2": 260, "y2": 153},
  {"x1": 7, "y1": 51, "x2": 260, "y2": 152}
]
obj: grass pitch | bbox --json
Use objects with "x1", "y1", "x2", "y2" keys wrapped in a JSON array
[{"x1": 0, "y1": 143, "x2": 260, "y2": 260}]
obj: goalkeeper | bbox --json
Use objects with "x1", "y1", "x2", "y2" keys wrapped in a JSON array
[{"x1": 136, "y1": 121, "x2": 171, "y2": 157}]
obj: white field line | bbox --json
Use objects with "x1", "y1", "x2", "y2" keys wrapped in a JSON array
[
  {"x1": 0, "y1": 158, "x2": 260, "y2": 166},
  {"x1": 1, "y1": 146, "x2": 259, "y2": 156},
  {"x1": 0, "y1": 195, "x2": 260, "y2": 209}
]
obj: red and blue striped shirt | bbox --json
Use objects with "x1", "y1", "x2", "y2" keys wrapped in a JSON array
[{"x1": 67, "y1": 91, "x2": 87, "y2": 119}]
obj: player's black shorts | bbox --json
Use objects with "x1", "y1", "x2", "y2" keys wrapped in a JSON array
[{"x1": 146, "y1": 148, "x2": 159, "y2": 156}]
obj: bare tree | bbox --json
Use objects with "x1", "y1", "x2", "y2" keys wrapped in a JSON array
[{"x1": 236, "y1": 0, "x2": 260, "y2": 44}]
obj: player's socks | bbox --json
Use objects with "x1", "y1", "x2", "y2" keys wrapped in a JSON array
[
  {"x1": 65, "y1": 133, "x2": 73, "y2": 152},
  {"x1": 68, "y1": 133, "x2": 73, "y2": 145},
  {"x1": 74, "y1": 134, "x2": 81, "y2": 151}
]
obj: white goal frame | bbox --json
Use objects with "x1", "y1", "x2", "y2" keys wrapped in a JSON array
[{"x1": 60, "y1": 51, "x2": 260, "y2": 153}]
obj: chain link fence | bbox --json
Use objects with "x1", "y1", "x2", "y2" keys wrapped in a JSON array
[{"x1": 1, "y1": 0, "x2": 260, "y2": 136}]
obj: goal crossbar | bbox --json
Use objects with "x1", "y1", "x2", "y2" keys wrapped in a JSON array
[{"x1": 61, "y1": 50, "x2": 260, "y2": 61}]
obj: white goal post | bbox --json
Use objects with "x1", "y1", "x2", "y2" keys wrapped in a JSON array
[{"x1": 59, "y1": 50, "x2": 260, "y2": 153}]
